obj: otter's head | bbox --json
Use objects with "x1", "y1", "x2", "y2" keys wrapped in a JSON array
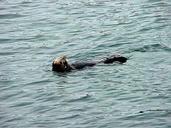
[{"x1": 52, "y1": 56, "x2": 70, "y2": 72}]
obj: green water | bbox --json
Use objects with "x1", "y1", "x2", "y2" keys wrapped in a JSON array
[{"x1": 0, "y1": 0, "x2": 171, "y2": 128}]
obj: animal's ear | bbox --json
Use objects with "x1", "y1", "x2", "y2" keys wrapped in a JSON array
[
  {"x1": 62, "y1": 55, "x2": 67, "y2": 59},
  {"x1": 60, "y1": 55, "x2": 67, "y2": 61}
]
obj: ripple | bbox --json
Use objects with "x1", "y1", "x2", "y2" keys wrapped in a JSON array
[
  {"x1": 66, "y1": 94, "x2": 91, "y2": 103},
  {"x1": 129, "y1": 43, "x2": 171, "y2": 53},
  {"x1": 0, "y1": 51, "x2": 18, "y2": 56},
  {"x1": 10, "y1": 101, "x2": 34, "y2": 108},
  {"x1": 0, "y1": 13, "x2": 26, "y2": 19},
  {"x1": 24, "y1": 79, "x2": 52, "y2": 86},
  {"x1": 139, "y1": 109, "x2": 171, "y2": 114},
  {"x1": 0, "y1": 36, "x2": 44, "y2": 44},
  {"x1": 0, "y1": 0, "x2": 171, "y2": 128},
  {"x1": 0, "y1": 91, "x2": 20, "y2": 101},
  {"x1": 57, "y1": 114, "x2": 80, "y2": 120},
  {"x1": 154, "y1": 17, "x2": 170, "y2": 23},
  {"x1": 138, "y1": 24, "x2": 168, "y2": 32},
  {"x1": 5, "y1": 117, "x2": 23, "y2": 123},
  {"x1": 20, "y1": 1, "x2": 32, "y2": 5}
]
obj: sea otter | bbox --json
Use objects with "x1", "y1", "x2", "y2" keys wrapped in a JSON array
[{"x1": 52, "y1": 54, "x2": 127, "y2": 72}]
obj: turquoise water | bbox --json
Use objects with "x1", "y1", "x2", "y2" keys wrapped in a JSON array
[{"x1": 0, "y1": 0, "x2": 171, "y2": 127}]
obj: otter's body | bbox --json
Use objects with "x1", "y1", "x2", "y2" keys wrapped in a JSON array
[
  {"x1": 52, "y1": 55, "x2": 127, "y2": 72},
  {"x1": 71, "y1": 61, "x2": 96, "y2": 70}
]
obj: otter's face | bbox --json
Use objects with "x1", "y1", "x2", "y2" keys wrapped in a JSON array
[{"x1": 52, "y1": 56, "x2": 69, "y2": 72}]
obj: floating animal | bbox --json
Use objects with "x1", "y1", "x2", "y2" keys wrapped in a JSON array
[{"x1": 52, "y1": 54, "x2": 127, "y2": 72}]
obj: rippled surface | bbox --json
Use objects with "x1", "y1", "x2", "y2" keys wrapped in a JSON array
[{"x1": 0, "y1": 0, "x2": 171, "y2": 128}]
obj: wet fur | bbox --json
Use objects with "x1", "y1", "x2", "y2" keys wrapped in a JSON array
[{"x1": 52, "y1": 55, "x2": 127, "y2": 72}]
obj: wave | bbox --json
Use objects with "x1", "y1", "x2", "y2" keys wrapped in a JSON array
[
  {"x1": 127, "y1": 43, "x2": 171, "y2": 53},
  {"x1": 0, "y1": 13, "x2": 26, "y2": 19},
  {"x1": 57, "y1": 114, "x2": 80, "y2": 120},
  {"x1": 66, "y1": 94, "x2": 91, "y2": 103}
]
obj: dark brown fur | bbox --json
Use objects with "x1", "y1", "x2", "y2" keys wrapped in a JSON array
[{"x1": 52, "y1": 55, "x2": 127, "y2": 72}]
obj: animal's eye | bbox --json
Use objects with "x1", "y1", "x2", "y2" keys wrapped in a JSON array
[
  {"x1": 60, "y1": 62, "x2": 62, "y2": 64},
  {"x1": 64, "y1": 61, "x2": 67, "y2": 65}
]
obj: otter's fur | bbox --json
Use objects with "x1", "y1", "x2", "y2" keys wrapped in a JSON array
[
  {"x1": 52, "y1": 56, "x2": 72, "y2": 72},
  {"x1": 52, "y1": 54, "x2": 127, "y2": 72}
]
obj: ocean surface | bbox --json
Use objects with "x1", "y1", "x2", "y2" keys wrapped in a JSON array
[{"x1": 0, "y1": 0, "x2": 171, "y2": 128}]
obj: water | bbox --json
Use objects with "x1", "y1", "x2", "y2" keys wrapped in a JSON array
[{"x1": 0, "y1": 0, "x2": 171, "y2": 128}]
